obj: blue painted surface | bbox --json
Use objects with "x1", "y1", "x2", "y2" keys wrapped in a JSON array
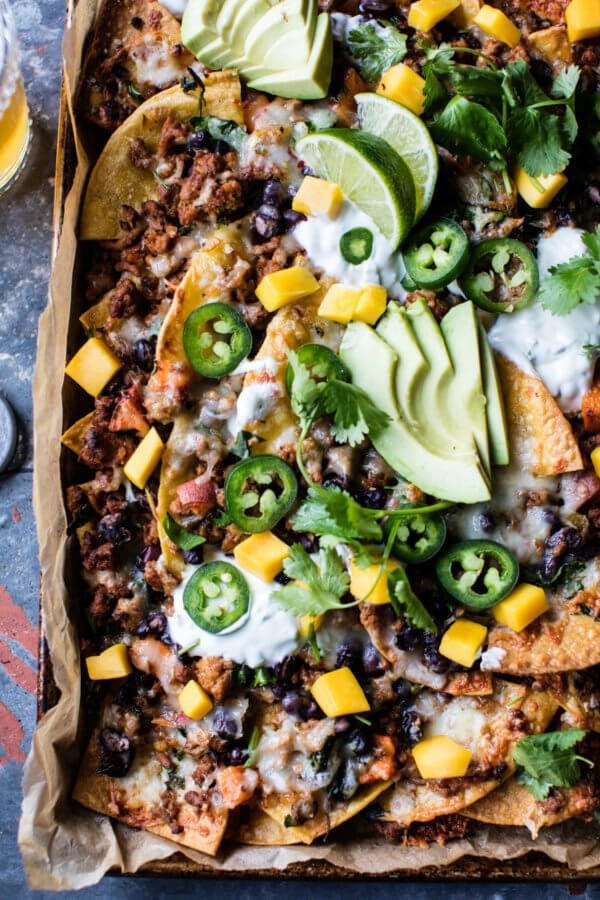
[{"x1": 0, "y1": 0, "x2": 599, "y2": 896}]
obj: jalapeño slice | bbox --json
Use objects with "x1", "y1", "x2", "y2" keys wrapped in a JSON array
[
  {"x1": 183, "y1": 302, "x2": 252, "y2": 378},
  {"x1": 387, "y1": 511, "x2": 447, "y2": 565},
  {"x1": 285, "y1": 343, "x2": 349, "y2": 396},
  {"x1": 458, "y1": 238, "x2": 538, "y2": 313},
  {"x1": 184, "y1": 561, "x2": 250, "y2": 634},
  {"x1": 339, "y1": 227, "x2": 374, "y2": 265},
  {"x1": 435, "y1": 539, "x2": 519, "y2": 610},
  {"x1": 404, "y1": 218, "x2": 470, "y2": 290},
  {"x1": 225, "y1": 455, "x2": 298, "y2": 533}
]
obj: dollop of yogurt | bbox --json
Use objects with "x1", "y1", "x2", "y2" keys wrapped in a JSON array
[
  {"x1": 489, "y1": 228, "x2": 600, "y2": 414},
  {"x1": 294, "y1": 200, "x2": 406, "y2": 297},
  {"x1": 168, "y1": 551, "x2": 299, "y2": 667}
]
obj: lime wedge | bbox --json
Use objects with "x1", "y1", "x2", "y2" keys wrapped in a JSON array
[
  {"x1": 355, "y1": 92, "x2": 438, "y2": 221},
  {"x1": 295, "y1": 129, "x2": 416, "y2": 249}
]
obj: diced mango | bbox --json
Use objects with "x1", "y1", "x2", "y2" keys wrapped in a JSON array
[
  {"x1": 354, "y1": 285, "x2": 388, "y2": 325},
  {"x1": 299, "y1": 613, "x2": 324, "y2": 637},
  {"x1": 412, "y1": 735, "x2": 472, "y2": 779},
  {"x1": 65, "y1": 337, "x2": 122, "y2": 397},
  {"x1": 124, "y1": 427, "x2": 164, "y2": 490},
  {"x1": 515, "y1": 166, "x2": 568, "y2": 209},
  {"x1": 349, "y1": 558, "x2": 401, "y2": 605},
  {"x1": 318, "y1": 283, "x2": 361, "y2": 324},
  {"x1": 492, "y1": 583, "x2": 550, "y2": 633},
  {"x1": 311, "y1": 667, "x2": 370, "y2": 717},
  {"x1": 179, "y1": 679, "x2": 213, "y2": 720},
  {"x1": 233, "y1": 531, "x2": 290, "y2": 582},
  {"x1": 377, "y1": 63, "x2": 426, "y2": 116},
  {"x1": 86, "y1": 643, "x2": 133, "y2": 680},
  {"x1": 256, "y1": 266, "x2": 320, "y2": 312},
  {"x1": 565, "y1": 0, "x2": 600, "y2": 43},
  {"x1": 591, "y1": 446, "x2": 600, "y2": 477},
  {"x1": 292, "y1": 175, "x2": 344, "y2": 219},
  {"x1": 408, "y1": 0, "x2": 460, "y2": 32},
  {"x1": 450, "y1": 0, "x2": 481, "y2": 28},
  {"x1": 474, "y1": 5, "x2": 521, "y2": 47},
  {"x1": 439, "y1": 619, "x2": 488, "y2": 668}
]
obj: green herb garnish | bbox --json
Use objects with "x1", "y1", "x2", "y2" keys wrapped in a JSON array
[
  {"x1": 513, "y1": 729, "x2": 592, "y2": 800},
  {"x1": 539, "y1": 227, "x2": 600, "y2": 316},
  {"x1": 347, "y1": 22, "x2": 407, "y2": 83}
]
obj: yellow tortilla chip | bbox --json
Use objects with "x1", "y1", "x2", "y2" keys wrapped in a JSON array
[
  {"x1": 496, "y1": 355, "x2": 583, "y2": 476},
  {"x1": 79, "y1": 292, "x2": 113, "y2": 335},
  {"x1": 73, "y1": 733, "x2": 228, "y2": 856},
  {"x1": 80, "y1": 76, "x2": 244, "y2": 241},
  {"x1": 202, "y1": 69, "x2": 244, "y2": 125},
  {"x1": 379, "y1": 681, "x2": 558, "y2": 827},
  {"x1": 229, "y1": 807, "x2": 305, "y2": 846},
  {"x1": 61, "y1": 412, "x2": 94, "y2": 455}
]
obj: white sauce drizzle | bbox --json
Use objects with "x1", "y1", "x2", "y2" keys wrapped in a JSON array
[
  {"x1": 489, "y1": 228, "x2": 600, "y2": 414},
  {"x1": 293, "y1": 199, "x2": 407, "y2": 297},
  {"x1": 168, "y1": 551, "x2": 299, "y2": 667},
  {"x1": 158, "y1": 0, "x2": 187, "y2": 17}
]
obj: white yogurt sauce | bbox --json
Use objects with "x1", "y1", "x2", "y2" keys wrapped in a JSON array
[
  {"x1": 168, "y1": 551, "x2": 299, "y2": 667},
  {"x1": 294, "y1": 199, "x2": 407, "y2": 297},
  {"x1": 489, "y1": 228, "x2": 600, "y2": 414},
  {"x1": 158, "y1": 0, "x2": 187, "y2": 18}
]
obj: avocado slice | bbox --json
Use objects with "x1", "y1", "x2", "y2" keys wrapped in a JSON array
[
  {"x1": 440, "y1": 301, "x2": 490, "y2": 477},
  {"x1": 376, "y1": 302, "x2": 428, "y2": 432},
  {"x1": 404, "y1": 299, "x2": 474, "y2": 459},
  {"x1": 181, "y1": 0, "x2": 222, "y2": 57},
  {"x1": 478, "y1": 323, "x2": 510, "y2": 466},
  {"x1": 246, "y1": 13, "x2": 333, "y2": 100},
  {"x1": 340, "y1": 323, "x2": 491, "y2": 504},
  {"x1": 245, "y1": 0, "x2": 316, "y2": 69},
  {"x1": 229, "y1": 0, "x2": 280, "y2": 52}
]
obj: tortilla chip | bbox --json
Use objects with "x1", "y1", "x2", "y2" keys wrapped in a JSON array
[
  {"x1": 496, "y1": 355, "x2": 583, "y2": 476},
  {"x1": 229, "y1": 806, "x2": 304, "y2": 845},
  {"x1": 156, "y1": 410, "x2": 199, "y2": 576},
  {"x1": 359, "y1": 604, "x2": 493, "y2": 695},
  {"x1": 202, "y1": 69, "x2": 244, "y2": 125},
  {"x1": 61, "y1": 412, "x2": 95, "y2": 455},
  {"x1": 486, "y1": 603, "x2": 600, "y2": 675},
  {"x1": 73, "y1": 733, "x2": 228, "y2": 856},
  {"x1": 80, "y1": 74, "x2": 244, "y2": 241},
  {"x1": 379, "y1": 681, "x2": 558, "y2": 827},
  {"x1": 261, "y1": 781, "x2": 393, "y2": 845}
]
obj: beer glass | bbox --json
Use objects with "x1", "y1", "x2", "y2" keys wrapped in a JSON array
[{"x1": 0, "y1": 0, "x2": 30, "y2": 194}]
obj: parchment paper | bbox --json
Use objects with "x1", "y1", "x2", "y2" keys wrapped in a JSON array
[{"x1": 17, "y1": 0, "x2": 600, "y2": 888}]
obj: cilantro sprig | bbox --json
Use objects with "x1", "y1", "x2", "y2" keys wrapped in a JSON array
[
  {"x1": 388, "y1": 566, "x2": 437, "y2": 634},
  {"x1": 347, "y1": 22, "x2": 407, "y2": 83},
  {"x1": 421, "y1": 42, "x2": 581, "y2": 180},
  {"x1": 539, "y1": 226, "x2": 600, "y2": 316},
  {"x1": 513, "y1": 729, "x2": 593, "y2": 800},
  {"x1": 272, "y1": 544, "x2": 352, "y2": 616}
]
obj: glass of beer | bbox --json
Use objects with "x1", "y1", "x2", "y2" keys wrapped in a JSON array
[{"x1": 0, "y1": 0, "x2": 30, "y2": 194}]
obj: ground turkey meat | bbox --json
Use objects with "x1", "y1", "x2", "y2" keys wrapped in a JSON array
[
  {"x1": 194, "y1": 656, "x2": 235, "y2": 702},
  {"x1": 374, "y1": 814, "x2": 470, "y2": 847},
  {"x1": 177, "y1": 150, "x2": 244, "y2": 224}
]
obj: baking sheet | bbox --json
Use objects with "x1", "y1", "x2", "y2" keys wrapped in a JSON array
[{"x1": 17, "y1": 0, "x2": 600, "y2": 888}]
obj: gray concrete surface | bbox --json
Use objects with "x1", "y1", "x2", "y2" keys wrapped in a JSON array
[{"x1": 0, "y1": 0, "x2": 599, "y2": 895}]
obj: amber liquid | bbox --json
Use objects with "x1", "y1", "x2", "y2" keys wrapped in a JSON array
[{"x1": 0, "y1": 76, "x2": 29, "y2": 191}]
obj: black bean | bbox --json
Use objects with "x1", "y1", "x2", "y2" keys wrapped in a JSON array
[
  {"x1": 587, "y1": 183, "x2": 600, "y2": 206},
  {"x1": 336, "y1": 638, "x2": 363, "y2": 671},
  {"x1": 356, "y1": 487, "x2": 386, "y2": 509},
  {"x1": 394, "y1": 678, "x2": 412, "y2": 703},
  {"x1": 274, "y1": 654, "x2": 301, "y2": 685},
  {"x1": 474, "y1": 510, "x2": 495, "y2": 533},
  {"x1": 274, "y1": 571, "x2": 291, "y2": 585},
  {"x1": 282, "y1": 209, "x2": 305, "y2": 230},
  {"x1": 97, "y1": 512, "x2": 132, "y2": 546},
  {"x1": 136, "y1": 542, "x2": 160, "y2": 569},
  {"x1": 334, "y1": 716, "x2": 353, "y2": 734},
  {"x1": 400, "y1": 709, "x2": 423, "y2": 745},
  {"x1": 302, "y1": 700, "x2": 322, "y2": 721},
  {"x1": 322, "y1": 473, "x2": 352, "y2": 493},
  {"x1": 282, "y1": 691, "x2": 304, "y2": 716},
  {"x1": 396, "y1": 626, "x2": 421, "y2": 652},
  {"x1": 348, "y1": 727, "x2": 370, "y2": 756},
  {"x1": 422, "y1": 632, "x2": 450, "y2": 674},
  {"x1": 298, "y1": 533, "x2": 319, "y2": 554},
  {"x1": 358, "y1": 0, "x2": 394, "y2": 16},
  {"x1": 362, "y1": 643, "x2": 384, "y2": 676},
  {"x1": 183, "y1": 546, "x2": 204, "y2": 565},
  {"x1": 187, "y1": 130, "x2": 211, "y2": 153},
  {"x1": 213, "y1": 139, "x2": 230, "y2": 155},
  {"x1": 136, "y1": 610, "x2": 167, "y2": 636},
  {"x1": 253, "y1": 203, "x2": 282, "y2": 240},
  {"x1": 133, "y1": 337, "x2": 157, "y2": 372},
  {"x1": 213, "y1": 709, "x2": 238, "y2": 740},
  {"x1": 262, "y1": 179, "x2": 282, "y2": 204},
  {"x1": 97, "y1": 727, "x2": 135, "y2": 777},
  {"x1": 226, "y1": 746, "x2": 246, "y2": 765}
]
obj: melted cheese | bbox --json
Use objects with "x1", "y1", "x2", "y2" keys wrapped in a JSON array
[
  {"x1": 255, "y1": 718, "x2": 335, "y2": 794},
  {"x1": 131, "y1": 36, "x2": 187, "y2": 87},
  {"x1": 420, "y1": 695, "x2": 486, "y2": 754}
]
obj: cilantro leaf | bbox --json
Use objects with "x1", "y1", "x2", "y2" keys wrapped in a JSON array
[
  {"x1": 162, "y1": 513, "x2": 205, "y2": 550},
  {"x1": 323, "y1": 379, "x2": 391, "y2": 446},
  {"x1": 272, "y1": 544, "x2": 351, "y2": 616},
  {"x1": 539, "y1": 228, "x2": 600, "y2": 315},
  {"x1": 513, "y1": 730, "x2": 592, "y2": 800},
  {"x1": 347, "y1": 22, "x2": 407, "y2": 83},
  {"x1": 503, "y1": 60, "x2": 548, "y2": 108},
  {"x1": 551, "y1": 64, "x2": 581, "y2": 102},
  {"x1": 507, "y1": 106, "x2": 571, "y2": 177},
  {"x1": 190, "y1": 115, "x2": 247, "y2": 153},
  {"x1": 292, "y1": 486, "x2": 383, "y2": 543},
  {"x1": 388, "y1": 568, "x2": 437, "y2": 633},
  {"x1": 430, "y1": 97, "x2": 507, "y2": 171},
  {"x1": 286, "y1": 351, "x2": 325, "y2": 430}
]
